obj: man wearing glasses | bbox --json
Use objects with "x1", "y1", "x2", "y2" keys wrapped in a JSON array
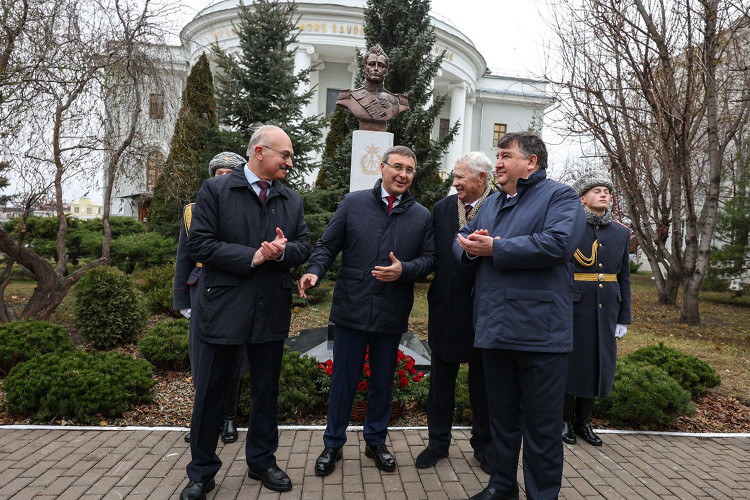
[
  {"x1": 299, "y1": 145, "x2": 436, "y2": 477},
  {"x1": 180, "y1": 125, "x2": 311, "y2": 499}
]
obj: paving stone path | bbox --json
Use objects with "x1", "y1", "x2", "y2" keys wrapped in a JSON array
[{"x1": 0, "y1": 426, "x2": 748, "y2": 499}]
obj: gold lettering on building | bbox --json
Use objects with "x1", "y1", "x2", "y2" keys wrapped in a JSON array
[{"x1": 296, "y1": 21, "x2": 364, "y2": 36}]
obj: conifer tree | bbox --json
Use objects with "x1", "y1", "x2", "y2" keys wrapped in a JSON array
[
  {"x1": 315, "y1": 106, "x2": 356, "y2": 192},
  {"x1": 212, "y1": 0, "x2": 326, "y2": 188},
  {"x1": 362, "y1": 0, "x2": 456, "y2": 208},
  {"x1": 148, "y1": 53, "x2": 226, "y2": 237}
]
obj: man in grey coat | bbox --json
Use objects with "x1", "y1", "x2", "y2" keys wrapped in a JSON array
[
  {"x1": 179, "y1": 125, "x2": 311, "y2": 500},
  {"x1": 455, "y1": 132, "x2": 585, "y2": 500}
]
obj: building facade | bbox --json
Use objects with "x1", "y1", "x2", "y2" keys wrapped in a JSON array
[{"x1": 110, "y1": 0, "x2": 553, "y2": 219}]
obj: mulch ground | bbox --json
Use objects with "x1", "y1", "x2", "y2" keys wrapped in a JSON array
[{"x1": 3, "y1": 370, "x2": 747, "y2": 433}]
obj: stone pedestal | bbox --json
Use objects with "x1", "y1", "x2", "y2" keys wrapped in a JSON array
[{"x1": 349, "y1": 130, "x2": 393, "y2": 192}]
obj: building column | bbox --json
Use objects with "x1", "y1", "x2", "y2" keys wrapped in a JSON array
[
  {"x1": 446, "y1": 83, "x2": 467, "y2": 173},
  {"x1": 293, "y1": 44, "x2": 315, "y2": 116},
  {"x1": 463, "y1": 96, "x2": 475, "y2": 152},
  {"x1": 347, "y1": 62, "x2": 359, "y2": 88}
]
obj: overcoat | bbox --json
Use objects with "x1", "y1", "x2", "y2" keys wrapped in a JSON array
[
  {"x1": 173, "y1": 204, "x2": 201, "y2": 311},
  {"x1": 566, "y1": 219, "x2": 632, "y2": 398},
  {"x1": 427, "y1": 194, "x2": 477, "y2": 362},
  {"x1": 306, "y1": 180, "x2": 436, "y2": 335},
  {"x1": 453, "y1": 169, "x2": 586, "y2": 352},
  {"x1": 187, "y1": 165, "x2": 311, "y2": 344}
]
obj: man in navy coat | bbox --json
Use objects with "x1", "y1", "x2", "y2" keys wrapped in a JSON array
[
  {"x1": 179, "y1": 125, "x2": 311, "y2": 500},
  {"x1": 298, "y1": 145, "x2": 436, "y2": 477},
  {"x1": 455, "y1": 132, "x2": 585, "y2": 500},
  {"x1": 415, "y1": 152, "x2": 493, "y2": 472}
]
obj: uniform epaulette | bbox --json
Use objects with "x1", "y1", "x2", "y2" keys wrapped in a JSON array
[
  {"x1": 183, "y1": 203, "x2": 195, "y2": 236},
  {"x1": 337, "y1": 89, "x2": 352, "y2": 100},
  {"x1": 398, "y1": 94, "x2": 409, "y2": 106},
  {"x1": 613, "y1": 219, "x2": 631, "y2": 230}
]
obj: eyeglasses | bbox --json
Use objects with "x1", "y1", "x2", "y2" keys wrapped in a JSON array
[
  {"x1": 261, "y1": 145, "x2": 293, "y2": 162},
  {"x1": 382, "y1": 160, "x2": 416, "y2": 175}
]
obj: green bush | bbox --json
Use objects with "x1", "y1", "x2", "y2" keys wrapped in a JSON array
[
  {"x1": 291, "y1": 284, "x2": 331, "y2": 308},
  {"x1": 0, "y1": 320, "x2": 74, "y2": 376},
  {"x1": 138, "y1": 319, "x2": 190, "y2": 371},
  {"x1": 629, "y1": 260, "x2": 642, "y2": 274},
  {"x1": 110, "y1": 232, "x2": 177, "y2": 274},
  {"x1": 74, "y1": 266, "x2": 147, "y2": 349},
  {"x1": 413, "y1": 365, "x2": 473, "y2": 425},
  {"x1": 595, "y1": 358, "x2": 694, "y2": 428},
  {"x1": 140, "y1": 261, "x2": 181, "y2": 317},
  {"x1": 4, "y1": 350, "x2": 155, "y2": 424},
  {"x1": 239, "y1": 348, "x2": 328, "y2": 422},
  {"x1": 625, "y1": 343, "x2": 721, "y2": 397}
]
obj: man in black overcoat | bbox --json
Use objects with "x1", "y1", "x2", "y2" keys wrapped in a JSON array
[
  {"x1": 415, "y1": 152, "x2": 494, "y2": 472},
  {"x1": 178, "y1": 125, "x2": 311, "y2": 500}
]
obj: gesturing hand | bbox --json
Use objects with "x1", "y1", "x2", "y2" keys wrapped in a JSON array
[{"x1": 372, "y1": 252, "x2": 403, "y2": 282}]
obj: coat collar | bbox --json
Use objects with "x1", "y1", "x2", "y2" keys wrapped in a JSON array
[
  {"x1": 227, "y1": 163, "x2": 289, "y2": 200},
  {"x1": 371, "y1": 179, "x2": 415, "y2": 211}
]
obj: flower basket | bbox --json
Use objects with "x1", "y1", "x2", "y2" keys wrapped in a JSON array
[{"x1": 350, "y1": 400, "x2": 404, "y2": 422}]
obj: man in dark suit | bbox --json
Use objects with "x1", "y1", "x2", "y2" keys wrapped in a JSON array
[
  {"x1": 179, "y1": 125, "x2": 311, "y2": 500},
  {"x1": 454, "y1": 132, "x2": 585, "y2": 500},
  {"x1": 415, "y1": 152, "x2": 493, "y2": 473},
  {"x1": 298, "y1": 145, "x2": 436, "y2": 477}
]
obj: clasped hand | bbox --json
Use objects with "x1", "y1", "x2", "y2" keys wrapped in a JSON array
[
  {"x1": 252, "y1": 227, "x2": 287, "y2": 267},
  {"x1": 456, "y1": 229, "x2": 497, "y2": 257}
]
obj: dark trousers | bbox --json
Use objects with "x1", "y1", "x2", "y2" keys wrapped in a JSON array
[
  {"x1": 426, "y1": 351, "x2": 490, "y2": 457},
  {"x1": 483, "y1": 348, "x2": 568, "y2": 500},
  {"x1": 323, "y1": 325, "x2": 401, "y2": 449},
  {"x1": 186, "y1": 337, "x2": 284, "y2": 482}
]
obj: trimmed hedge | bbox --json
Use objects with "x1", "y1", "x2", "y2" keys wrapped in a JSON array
[
  {"x1": 595, "y1": 358, "x2": 694, "y2": 428},
  {"x1": 0, "y1": 320, "x2": 73, "y2": 376},
  {"x1": 138, "y1": 319, "x2": 190, "y2": 371},
  {"x1": 140, "y1": 261, "x2": 181, "y2": 317},
  {"x1": 625, "y1": 343, "x2": 721, "y2": 397},
  {"x1": 4, "y1": 350, "x2": 155, "y2": 424}
]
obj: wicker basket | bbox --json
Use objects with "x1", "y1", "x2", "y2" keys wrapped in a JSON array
[{"x1": 350, "y1": 400, "x2": 404, "y2": 422}]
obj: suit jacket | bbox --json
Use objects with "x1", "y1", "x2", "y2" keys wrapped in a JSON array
[
  {"x1": 187, "y1": 165, "x2": 311, "y2": 344},
  {"x1": 453, "y1": 169, "x2": 586, "y2": 352},
  {"x1": 306, "y1": 180, "x2": 436, "y2": 335},
  {"x1": 427, "y1": 194, "x2": 478, "y2": 362}
]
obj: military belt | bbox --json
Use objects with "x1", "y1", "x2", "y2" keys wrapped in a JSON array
[{"x1": 574, "y1": 273, "x2": 617, "y2": 282}]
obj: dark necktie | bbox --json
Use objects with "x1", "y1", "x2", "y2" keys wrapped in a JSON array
[
  {"x1": 257, "y1": 181, "x2": 270, "y2": 204},
  {"x1": 465, "y1": 204, "x2": 473, "y2": 217},
  {"x1": 386, "y1": 195, "x2": 397, "y2": 212}
]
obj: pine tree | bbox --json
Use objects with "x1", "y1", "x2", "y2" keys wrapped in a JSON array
[
  {"x1": 212, "y1": 0, "x2": 326, "y2": 188},
  {"x1": 148, "y1": 53, "x2": 227, "y2": 237},
  {"x1": 362, "y1": 0, "x2": 457, "y2": 209},
  {"x1": 315, "y1": 106, "x2": 356, "y2": 191}
]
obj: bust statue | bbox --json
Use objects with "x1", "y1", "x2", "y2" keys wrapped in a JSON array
[{"x1": 336, "y1": 44, "x2": 409, "y2": 132}]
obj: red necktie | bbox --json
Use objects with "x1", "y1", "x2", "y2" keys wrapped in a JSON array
[
  {"x1": 387, "y1": 195, "x2": 397, "y2": 212},
  {"x1": 257, "y1": 181, "x2": 269, "y2": 204},
  {"x1": 465, "y1": 204, "x2": 472, "y2": 216}
]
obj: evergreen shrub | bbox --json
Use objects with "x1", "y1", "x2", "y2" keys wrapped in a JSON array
[
  {"x1": 138, "y1": 319, "x2": 190, "y2": 371},
  {"x1": 4, "y1": 350, "x2": 155, "y2": 424},
  {"x1": 625, "y1": 343, "x2": 721, "y2": 397},
  {"x1": 74, "y1": 266, "x2": 147, "y2": 349},
  {"x1": 238, "y1": 348, "x2": 328, "y2": 422},
  {"x1": 0, "y1": 320, "x2": 74, "y2": 376},
  {"x1": 110, "y1": 232, "x2": 177, "y2": 274},
  {"x1": 595, "y1": 358, "x2": 694, "y2": 428},
  {"x1": 140, "y1": 262, "x2": 181, "y2": 317}
]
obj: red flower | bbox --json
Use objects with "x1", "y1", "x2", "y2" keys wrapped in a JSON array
[
  {"x1": 318, "y1": 363, "x2": 325, "y2": 370},
  {"x1": 357, "y1": 381, "x2": 369, "y2": 391},
  {"x1": 365, "y1": 353, "x2": 369, "y2": 361},
  {"x1": 325, "y1": 359, "x2": 333, "y2": 366},
  {"x1": 413, "y1": 375, "x2": 422, "y2": 383},
  {"x1": 398, "y1": 369, "x2": 406, "y2": 378},
  {"x1": 397, "y1": 351, "x2": 405, "y2": 362},
  {"x1": 325, "y1": 366, "x2": 333, "y2": 375},
  {"x1": 399, "y1": 376, "x2": 409, "y2": 388}
]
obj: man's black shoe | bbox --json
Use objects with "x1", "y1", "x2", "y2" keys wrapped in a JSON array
[
  {"x1": 575, "y1": 419, "x2": 603, "y2": 446},
  {"x1": 469, "y1": 486, "x2": 519, "y2": 500},
  {"x1": 179, "y1": 479, "x2": 215, "y2": 500},
  {"x1": 221, "y1": 417, "x2": 238, "y2": 444},
  {"x1": 247, "y1": 464, "x2": 292, "y2": 492},
  {"x1": 562, "y1": 419, "x2": 577, "y2": 444},
  {"x1": 183, "y1": 431, "x2": 191, "y2": 443},
  {"x1": 315, "y1": 447, "x2": 342, "y2": 476},
  {"x1": 415, "y1": 447, "x2": 448, "y2": 468},
  {"x1": 364, "y1": 443, "x2": 396, "y2": 472}
]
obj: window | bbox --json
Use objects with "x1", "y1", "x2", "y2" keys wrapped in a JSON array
[
  {"x1": 493, "y1": 123, "x2": 507, "y2": 147},
  {"x1": 97, "y1": 208, "x2": 102, "y2": 214},
  {"x1": 74, "y1": 206, "x2": 79, "y2": 213},
  {"x1": 86, "y1": 207, "x2": 92, "y2": 214},
  {"x1": 326, "y1": 88, "x2": 341, "y2": 115},
  {"x1": 149, "y1": 94, "x2": 164, "y2": 119},
  {"x1": 439, "y1": 118, "x2": 450, "y2": 142},
  {"x1": 146, "y1": 150, "x2": 165, "y2": 191}
]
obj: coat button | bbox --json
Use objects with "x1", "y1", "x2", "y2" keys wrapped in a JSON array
[
  {"x1": 599, "y1": 304, "x2": 603, "y2": 309},
  {"x1": 599, "y1": 284, "x2": 603, "y2": 288},
  {"x1": 599, "y1": 263, "x2": 603, "y2": 268}
]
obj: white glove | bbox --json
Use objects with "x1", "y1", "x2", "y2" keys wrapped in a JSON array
[
  {"x1": 615, "y1": 324, "x2": 627, "y2": 338},
  {"x1": 180, "y1": 308, "x2": 191, "y2": 319}
]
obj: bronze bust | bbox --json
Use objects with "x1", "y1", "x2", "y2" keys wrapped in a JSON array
[{"x1": 337, "y1": 45, "x2": 409, "y2": 132}]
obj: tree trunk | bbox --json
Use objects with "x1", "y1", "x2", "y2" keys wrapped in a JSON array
[{"x1": 681, "y1": 276, "x2": 702, "y2": 325}]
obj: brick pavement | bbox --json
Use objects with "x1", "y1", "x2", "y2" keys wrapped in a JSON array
[{"x1": 0, "y1": 426, "x2": 748, "y2": 499}]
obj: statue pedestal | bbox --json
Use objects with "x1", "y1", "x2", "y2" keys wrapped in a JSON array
[{"x1": 349, "y1": 130, "x2": 393, "y2": 192}]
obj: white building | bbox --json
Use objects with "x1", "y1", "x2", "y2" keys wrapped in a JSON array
[{"x1": 110, "y1": 0, "x2": 553, "y2": 219}]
